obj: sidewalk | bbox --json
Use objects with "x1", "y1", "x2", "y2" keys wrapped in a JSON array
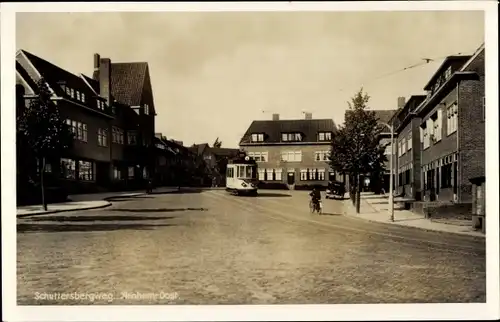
[
  {"x1": 343, "y1": 192, "x2": 485, "y2": 238},
  {"x1": 16, "y1": 186, "x2": 182, "y2": 217}
]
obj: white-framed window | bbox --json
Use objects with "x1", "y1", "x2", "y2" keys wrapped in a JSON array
[
  {"x1": 81, "y1": 93, "x2": 86, "y2": 103},
  {"x1": 318, "y1": 168, "x2": 326, "y2": 181},
  {"x1": 113, "y1": 166, "x2": 122, "y2": 180},
  {"x1": 60, "y1": 158, "x2": 76, "y2": 180},
  {"x1": 432, "y1": 109, "x2": 442, "y2": 142},
  {"x1": 78, "y1": 160, "x2": 94, "y2": 181},
  {"x1": 423, "y1": 118, "x2": 433, "y2": 149},
  {"x1": 446, "y1": 103, "x2": 458, "y2": 135},
  {"x1": 314, "y1": 151, "x2": 330, "y2": 161},
  {"x1": 76, "y1": 91, "x2": 81, "y2": 101},
  {"x1": 407, "y1": 134, "x2": 412, "y2": 151},
  {"x1": 66, "y1": 119, "x2": 87, "y2": 142},
  {"x1": 281, "y1": 151, "x2": 302, "y2": 162},
  {"x1": 251, "y1": 133, "x2": 265, "y2": 142},
  {"x1": 112, "y1": 127, "x2": 124, "y2": 144},
  {"x1": 281, "y1": 132, "x2": 303, "y2": 142},
  {"x1": 248, "y1": 152, "x2": 268, "y2": 162},
  {"x1": 128, "y1": 166, "x2": 135, "y2": 178},
  {"x1": 300, "y1": 169, "x2": 308, "y2": 181},
  {"x1": 128, "y1": 131, "x2": 137, "y2": 145},
  {"x1": 70, "y1": 88, "x2": 75, "y2": 98},
  {"x1": 258, "y1": 168, "x2": 265, "y2": 181},
  {"x1": 65, "y1": 87, "x2": 71, "y2": 96},
  {"x1": 144, "y1": 104, "x2": 149, "y2": 115},
  {"x1": 318, "y1": 132, "x2": 332, "y2": 141},
  {"x1": 275, "y1": 168, "x2": 283, "y2": 181},
  {"x1": 97, "y1": 128, "x2": 108, "y2": 147}
]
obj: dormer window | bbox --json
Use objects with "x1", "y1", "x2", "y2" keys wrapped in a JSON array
[
  {"x1": 65, "y1": 87, "x2": 71, "y2": 96},
  {"x1": 70, "y1": 88, "x2": 75, "y2": 98},
  {"x1": 282, "y1": 132, "x2": 302, "y2": 142},
  {"x1": 143, "y1": 104, "x2": 150, "y2": 115},
  {"x1": 76, "y1": 91, "x2": 81, "y2": 101},
  {"x1": 318, "y1": 132, "x2": 332, "y2": 141},
  {"x1": 444, "y1": 66, "x2": 452, "y2": 80},
  {"x1": 251, "y1": 133, "x2": 265, "y2": 142},
  {"x1": 81, "y1": 93, "x2": 86, "y2": 103},
  {"x1": 97, "y1": 100, "x2": 106, "y2": 110}
]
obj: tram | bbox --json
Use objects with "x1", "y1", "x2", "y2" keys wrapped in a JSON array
[{"x1": 226, "y1": 155, "x2": 259, "y2": 196}]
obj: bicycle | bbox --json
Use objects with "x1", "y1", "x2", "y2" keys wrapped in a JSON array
[{"x1": 309, "y1": 199, "x2": 322, "y2": 214}]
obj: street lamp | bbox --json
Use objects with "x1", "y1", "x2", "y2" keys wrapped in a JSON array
[{"x1": 380, "y1": 121, "x2": 395, "y2": 222}]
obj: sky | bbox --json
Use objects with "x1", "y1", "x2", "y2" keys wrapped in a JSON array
[{"x1": 16, "y1": 11, "x2": 484, "y2": 148}]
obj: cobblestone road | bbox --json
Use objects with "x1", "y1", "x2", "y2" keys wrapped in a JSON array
[{"x1": 17, "y1": 189, "x2": 485, "y2": 305}]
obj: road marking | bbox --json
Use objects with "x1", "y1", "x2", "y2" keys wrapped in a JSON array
[{"x1": 202, "y1": 190, "x2": 484, "y2": 256}]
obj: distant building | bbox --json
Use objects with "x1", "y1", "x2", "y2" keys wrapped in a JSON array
[
  {"x1": 16, "y1": 50, "x2": 157, "y2": 194},
  {"x1": 239, "y1": 113, "x2": 338, "y2": 189},
  {"x1": 189, "y1": 143, "x2": 239, "y2": 186}
]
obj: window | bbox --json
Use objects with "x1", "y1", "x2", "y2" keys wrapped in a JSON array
[
  {"x1": 275, "y1": 168, "x2": 283, "y2": 181},
  {"x1": 251, "y1": 133, "x2": 264, "y2": 142},
  {"x1": 245, "y1": 166, "x2": 254, "y2": 179},
  {"x1": 248, "y1": 152, "x2": 268, "y2": 162},
  {"x1": 423, "y1": 118, "x2": 433, "y2": 149},
  {"x1": 441, "y1": 162, "x2": 453, "y2": 188},
  {"x1": 318, "y1": 132, "x2": 332, "y2": 141},
  {"x1": 65, "y1": 87, "x2": 71, "y2": 96},
  {"x1": 128, "y1": 131, "x2": 137, "y2": 145},
  {"x1": 315, "y1": 151, "x2": 330, "y2": 161},
  {"x1": 226, "y1": 167, "x2": 234, "y2": 178},
  {"x1": 70, "y1": 88, "x2": 75, "y2": 98},
  {"x1": 66, "y1": 119, "x2": 87, "y2": 142},
  {"x1": 281, "y1": 151, "x2": 302, "y2": 162},
  {"x1": 407, "y1": 134, "x2": 412, "y2": 151},
  {"x1": 60, "y1": 158, "x2": 76, "y2": 179},
  {"x1": 300, "y1": 169, "x2": 308, "y2": 181},
  {"x1": 258, "y1": 168, "x2": 265, "y2": 181},
  {"x1": 447, "y1": 103, "x2": 458, "y2": 135},
  {"x1": 282, "y1": 133, "x2": 303, "y2": 142},
  {"x1": 78, "y1": 160, "x2": 94, "y2": 181},
  {"x1": 113, "y1": 166, "x2": 122, "y2": 180},
  {"x1": 76, "y1": 91, "x2": 81, "y2": 101},
  {"x1": 112, "y1": 127, "x2": 124, "y2": 144},
  {"x1": 144, "y1": 104, "x2": 149, "y2": 115},
  {"x1": 97, "y1": 128, "x2": 108, "y2": 147},
  {"x1": 432, "y1": 109, "x2": 442, "y2": 142},
  {"x1": 81, "y1": 93, "x2": 86, "y2": 103},
  {"x1": 237, "y1": 166, "x2": 245, "y2": 178},
  {"x1": 97, "y1": 100, "x2": 106, "y2": 110},
  {"x1": 318, "y1": 169, "x2": 326, "y2": 181},
  {"x1": 36, "y1": 159, "x2": 52, "y2": 173},
  {"x1": 128, "y1": 166, "x2": 135, "y2": 178}
]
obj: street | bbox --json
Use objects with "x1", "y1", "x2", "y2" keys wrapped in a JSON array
[{"x1": 17, "y1": 189, "x2": 486, "y2": 305}]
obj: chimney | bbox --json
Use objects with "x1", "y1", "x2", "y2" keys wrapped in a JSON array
[
  {"x1": 305, "y1": 112, "x2": 312, "y2": 120},
  {"x1": 99, "y1": 58, "x2": 112, "y2": 105},
  {"x1": 397, "y1": 96, "x2": 406, "y2": 109},
  {"x1": 272, "y1": 113, "x2": 280, "y2": 121}
]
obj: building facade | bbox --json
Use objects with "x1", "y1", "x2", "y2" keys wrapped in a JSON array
[
  {"x1": 16, "y1": 50, "x2": 157, "y2": 194},
  {"x1": 391, "y1": 95, "x2": 427, "y2": 200},
  {"x1": 239, "y1": 113, "x2": 338, "y2": 189},
  {"x1": 416, "y1": 44, "x2": 485, "y2": 203}
]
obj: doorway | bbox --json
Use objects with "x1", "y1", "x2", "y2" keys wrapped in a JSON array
[{"x1": 287, "y1": 172, "x2": 295, "y2": 185}]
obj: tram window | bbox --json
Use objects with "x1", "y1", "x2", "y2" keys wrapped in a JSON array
[
  {"x1": 245, "y1": 166, "x2": 253, "y2": 178},
  {"x1": 237, "y1": 166, "x2": 245, "y2": 178},
  {"x1": 227, "y1": 168, "x2": 233, "y2": 178}
]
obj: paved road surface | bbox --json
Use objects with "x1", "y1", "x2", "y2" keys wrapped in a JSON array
[{"x1": 17, "y1": 189, "x2": 485, "y2": 305}]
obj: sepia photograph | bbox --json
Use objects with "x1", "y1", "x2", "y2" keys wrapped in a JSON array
[{"x1": 1, "y1": 1, "x2": 498, "y2": 321}]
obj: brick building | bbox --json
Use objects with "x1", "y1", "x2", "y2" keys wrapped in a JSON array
[
  {"x1": 189, "y1": 143, "x2": 240, "y2": 186},
  {"x1": 391, "y1": 95, "x2": 427, "y2": 200},
  {"x1": 16, "y1": 50, "x2": 157, "y2": 194},
  {"x1": 239, "y1": 113, "x2": 338, "y2": 189},
  {"x1": 416, "y1": 43, "x2": 485, "y2": 203}
]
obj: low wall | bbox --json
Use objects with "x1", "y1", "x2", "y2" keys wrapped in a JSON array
[{"x1": 412, "y1": 201, "x2": 472, "y2": 220}]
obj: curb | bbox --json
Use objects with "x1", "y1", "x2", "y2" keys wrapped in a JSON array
[
  {"x1": 341, "y1": 199, "x2": 485, "y2": 239},
  {"x1": 17, "y1": 201, "x2": 112, "y2": 218}
]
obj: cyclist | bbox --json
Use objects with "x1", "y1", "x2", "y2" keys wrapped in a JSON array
[{"x1": 309, "y1": 186, "x2": 322, "y2": 210}]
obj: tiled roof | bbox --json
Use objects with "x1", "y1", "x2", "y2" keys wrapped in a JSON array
[
  {"x1": 373, "y1": 110, "x2": 397, "y2": 125},
  {"x1": 239, "y1": 119, "x2": 337, "y2": 145},
  {"x1": 16, "y1": 61, "x2": 38, "y2": 91},
  {"x1": 423, "y1": 55, "x2": 471, "y2": 90},
  {"x1": 93, "y1": 62, "x2": 148, "y2": 106},
  {"x1": 210, "y1": 147, "x2": 240, "y2": 157},
  {"x1": 189, "y1": 143, "x2": 210, "y2": 156}
]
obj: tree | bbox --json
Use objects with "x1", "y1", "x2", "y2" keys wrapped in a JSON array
[
  {"x1": 329, "y1": 88, "x2": 387, "y2": 213},
  {"x1": 17, "y1": 78, "x2": 74, "y2": 210},
  {"x1": 213, "y1": 137, "x2": 222, "y2": 148}
]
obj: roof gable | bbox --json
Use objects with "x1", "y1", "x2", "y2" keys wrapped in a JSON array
[
  {"x1": 240, "y1": 119, "x2": 337, "y2": 145},
  {"x1": 93, "y1": 62, "x2": 148, "y2": 107}
]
